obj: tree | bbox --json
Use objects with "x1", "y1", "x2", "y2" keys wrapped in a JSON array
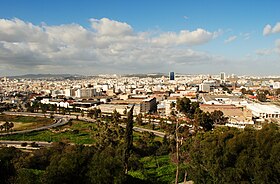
[
  {"x1": 0, "y1": 147, "x2": 22, "y2": 184},
  {"x1": 196, "y1": 112, "x2": 214, "y2": 131},
  {"x1": 124, "y1": 105, "x2": 134, "y2": 174},
  {"x1": 0, "y1": 124, "x2": 4, "y2": 131},
  {"x1": 3, "y1": 122, "x2": 13, "y2": 132},
  {"x1": 112, "y1": 109, "x2": 121, "y2": 125},
  {"x1": 93, "y1": 108, "x2": 101, "y2": 119},
  {"x1": 170, "y1": 101, "x2": 176, "y2": 109},
  {"x1": 8, "y1": 122, "x2": 14, "y2": 131},
  {"x1": 211, "y1": 110, "x2": 228, "y2": 125},
  {"x1": 43, "y1": 144, "x2": 93, "y2": 184},
  {"x1": 135, "y1": 113, "x2": 143, "y2": 126},
  {"x1": 240, "y1": 88, "x2": 246, "y2": 95},
  {"x1": 15, "y1": 168, "x2": 44, "y2": 184},
  {"x1": 275, "y1": 88, "x2": 280, "y2": 96},
  {"x1": 176, "y1": 97, "x2": 199, "y2": 118},
  {"x1": 221, "y1": 85, "x2": 232, "y2": 94},
  {"x1": 87, "y1": 146, "x2": 125, "y2": 184},
  {"x1": 123, "y1": 108, "x2": 127, "y2": 115},
  {"x1": 187, "y1": 124, "x2": 280, "y2": 183},
  {"x1": 175, "y1": 119, "x2": 180, "y2": 184},
  {"x1": 176, "y1": 97, "x2": 191, "y2": 115},
  {"x1": 257, "y1": 92, "x2": 266, "y2": 102}
]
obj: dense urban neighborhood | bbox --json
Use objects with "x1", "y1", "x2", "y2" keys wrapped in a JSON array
[
  {"x1": 1, "y1": 73, "x2": 280, "y2": 127},
  {"x1": 0, "y1": 73, "x2": 280, "y2": 183}
]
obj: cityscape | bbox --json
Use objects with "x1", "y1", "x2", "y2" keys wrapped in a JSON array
[{"x1": 1, "y1": 1, "x2": 280, "y2": 184}]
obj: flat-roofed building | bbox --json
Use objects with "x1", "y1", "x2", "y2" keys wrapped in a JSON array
[
  {"x1": 140, "y1": 97, "x2": 157, "y2": 113},
  {"x1": 246, "y1": 103, "x2": 280, "y2": 119},
  {"x1": 200, "y1": 104, "x2": 253, "y2": 128},
  {"x1": 97, "y1": 104, "x2": 140, "y2": 115}
]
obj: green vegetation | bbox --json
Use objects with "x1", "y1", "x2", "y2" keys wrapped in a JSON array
[
  {"x1": 0, "y1": 120, "x2": 96, "y2": 144},
  {"x1": 186, "y1": 124, "x2": 280, "y2": 183},
  {"x1": 1, "y1": 105, "x2": 280, "y2": 183},
  {"x1": 0, "y1": 115, "x2": 52, "y2": 124},
  {"x1": 129, "y1": 155, "x2": 176, "y2": 183},
  {"x1": 1, "y1": 123, "x2": 279, "y2": 183},
  {"x1": 0, "y1": 115, "x2": 53, "y2": 132}
]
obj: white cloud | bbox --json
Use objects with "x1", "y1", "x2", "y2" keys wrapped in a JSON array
[
  {"x1": 90, "y1": 18, "x2": 133, "y2": 36},
  {"x1": 263, "y1": 24, "x2": 272, "y2": 36},
  {"x1": 272, "y1": 22, "x2": 280, "y2": 33},
  {"x1": 263, "y1": 22, "x2": 280, "y2": 36},
  {"x1": 255, "y1": 39, "x2": 280, "y2": 56},
  {"x1": 255, "y1": 49, "x2": 274, "y2": 56},
  {"x1": 224, "y1": 35, "x2": 237, "y2": 43},
  {"x1": 152, "y1": 28, "x2": 220, "y2": 46},
  {"x1": 0, "y1": 17, "x2": 223, "y2": 75},
  {"x1": 0, "y1": 18, "x2": 47, "y2": 42}
]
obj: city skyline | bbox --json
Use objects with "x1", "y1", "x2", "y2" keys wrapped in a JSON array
[{"x1": 0, "y1": 0, "x2": 280, "y2": 76}]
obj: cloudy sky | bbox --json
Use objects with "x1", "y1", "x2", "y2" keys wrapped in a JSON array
[{"x1": 0, "y1": 0, "x2": 280, "y2": 76}]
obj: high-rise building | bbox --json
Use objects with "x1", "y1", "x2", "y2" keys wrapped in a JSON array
[
  {"x1": 220, "y1": 72, "x2": 226, "y2": 82},
  {"x1": 169, "y1": 72, "x2": 175, "y2": 81}
]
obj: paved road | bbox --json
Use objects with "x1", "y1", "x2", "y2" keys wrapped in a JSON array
[
  {"x1": 0, "y1": 112, "x2": 70, "y2": 136},
  {"x1": 1, "y1": 111, "x2": 166, "y2": 138},
  {"x1": 119, "y1": 124, "x2": 166, "y2": 137},
  {"x1": 133, "y1": 127, "x2": 166, "y2": 137},
  {"x1": 0, "y1": 140, "x2": 51, "y2": 148}
]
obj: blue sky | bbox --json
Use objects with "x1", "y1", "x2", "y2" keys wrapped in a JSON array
[{"x1": 0, "y1": 0, "x2": 280, "y2": 76}]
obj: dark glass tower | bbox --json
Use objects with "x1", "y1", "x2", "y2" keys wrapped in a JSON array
[{"x1": 169, "y1": 72, "x2": 175, "y2": 80}]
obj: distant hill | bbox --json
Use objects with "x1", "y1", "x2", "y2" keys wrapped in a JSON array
[{"x1": 7, "y1": 74, "x2": 84, "y2": 80}]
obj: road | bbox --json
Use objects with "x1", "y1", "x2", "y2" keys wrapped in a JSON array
[
  {"x1": 1, "y1": 111, "x2": 167, "y2": 139},
  {"x1": 0, "y1": 140, "x2": 51, "y2": 148},
  {"x1": 133, "y1": 127, "x2": 166, "y2": 137},
  {"x1": 0, "y1": 112, "x2": 70, "y2": 136}
]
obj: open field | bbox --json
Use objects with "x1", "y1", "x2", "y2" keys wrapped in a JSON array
[
  {"x1": 0, "y1": 120, "x2": 96, "y2": 144},
  {"x1": 0, "y1": 115, "x2": 54, "y2": 131},
  {"x1": 1, "y1": 118, "x2": 163, "y2": 144}
]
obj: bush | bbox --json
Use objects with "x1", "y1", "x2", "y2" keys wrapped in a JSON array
[
  {"x1": 30, "y1": 142, "x2": 39, "y2": 147},
  {"x1": 21, "y1": 142, "x2": 28, "y2": 147}
]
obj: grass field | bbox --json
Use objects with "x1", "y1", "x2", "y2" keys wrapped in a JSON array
[
  {"x1": 0, "y1": 115, "x2": 54, "y2": 131},
  {"x1": 0, "y1": 120, "x2": 97, "y2": 144},
  {"x1": 1, "y1": 117, "x2": 163, "y2": 144},
  {"x1": 129, "y1": 155, "x2": 176, "y2": 183}
]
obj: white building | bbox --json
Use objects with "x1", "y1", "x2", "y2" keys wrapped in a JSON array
[
  {"x1": 75, "y1": 88, "x2": 99, "y2": 98},
  {"x1": 246, "y1": 103, "x2": 280, "y2": 119},
  {"x1": 273, "y1": 82, "x2": 280, "y2": 89},
  {"x1": 199, "y1": 83, "x2": 210, "y2": 92},
  {"x1": 64, "y1": 88, "x2": 75, "y2": 97},
  {"x1": 220, "y1": 72, "x2": 226, "y2": 83},
  {"x1": 164, "y1": 98, "x2": 177, "y2": 116}
]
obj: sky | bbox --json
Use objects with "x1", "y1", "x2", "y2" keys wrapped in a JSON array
[{"x1": 0, "y1": 0, "x2": 280, "y2": 76}]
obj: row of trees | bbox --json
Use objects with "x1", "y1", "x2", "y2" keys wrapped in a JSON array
[{"x1": 0, "y1": 122, "x2": 14, "y2": 132}]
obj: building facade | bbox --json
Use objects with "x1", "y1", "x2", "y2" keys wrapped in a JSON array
[{"x1": 140, "y1": 97, "x2": 157, "y2": 113}]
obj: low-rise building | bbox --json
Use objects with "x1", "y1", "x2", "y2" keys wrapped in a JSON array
[
  {"x1": 246, "y1": 103, "x2": 280, "y2": 119},
  {"x1": 140, "y1": 97, "x2": 157, "y2": 113}
]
